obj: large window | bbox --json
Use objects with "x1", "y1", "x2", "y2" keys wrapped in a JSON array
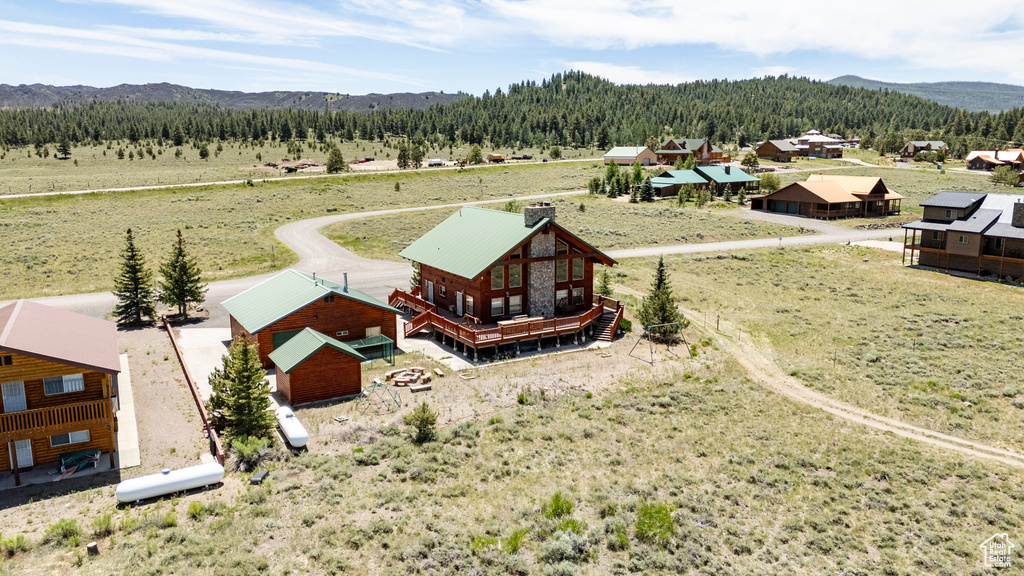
[
  {"x1": 491, "y1": 266, "x2": 504, "y2": 290},
  {"x1": 50, "y1": 430, "x2": 90, "y2": 447},
  {"x1": 491, "y1": 297, "x2": 504, "y2": 317},
  {"x1": 556, "y1": 240, "x2": 568, "y2": 255},
  {"x1": 509, "y1": 295, "x2": 523, "y2": 315},
  {"x1": 556, "y1": 260, "x2": 568, "y2": 282},
  {"x1": 509, "y1": 263, "x2": 522, "y2": 288},
  {"x1": 573, "y1": 287, "x2": 585, "y2": 306},
  {"x1": 43, "y1": 374, "x2": 85, "y2": 396},
  {"x1": 572, "y1": 257, "x2": 584, "y2": 281},
  {"x1": 465, "y1": 295, "x2": 474, "y2": 316}
]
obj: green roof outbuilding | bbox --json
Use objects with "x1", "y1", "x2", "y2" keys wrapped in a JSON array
[
  {"x1": 269, "y1": 327, "x2": 366, "y2": 373},
  {"x1": 695, "y1": 166, "x2": 760, "y2": 184}
]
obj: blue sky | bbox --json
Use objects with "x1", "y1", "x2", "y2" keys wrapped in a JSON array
[{"x1": 2, "y1": 0, "x2": 1024, "y2": 95}]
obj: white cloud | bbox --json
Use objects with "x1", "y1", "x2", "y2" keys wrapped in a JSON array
[{"x1": 567, "y1": 62, "x2": 690, "y2": 85}]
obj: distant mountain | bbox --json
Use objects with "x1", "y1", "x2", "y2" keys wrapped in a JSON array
[
  {"x1": 827, "y1": 75, "x2": 1024, "y2": 113},
  {"x1": 0, "y1": 82, "x2": 465, "y2": 112}
]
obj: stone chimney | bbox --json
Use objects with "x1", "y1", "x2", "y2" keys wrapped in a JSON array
[
  {"x1": 524, "y1": 202, "x2": 556, "y2": 227},
  {"x1": 1013, "y1": 201, "x2": 1024, "y2": 228}
]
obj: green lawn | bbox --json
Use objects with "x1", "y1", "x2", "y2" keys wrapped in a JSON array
[{"x1": 615, "y1": 245, "x2": 1024, "y2": 449}]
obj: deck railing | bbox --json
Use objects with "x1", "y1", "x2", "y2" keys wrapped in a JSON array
[
  {"x1": 389, "y1": 288, "x2": 436, "y2": 314},
  {"x1": 0, "y1": 399, "x2": 110, "y2": 443}
]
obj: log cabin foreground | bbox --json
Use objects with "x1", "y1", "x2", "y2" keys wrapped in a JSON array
[
  {"x1": 0, "y1": 300, "x2": 120, "y2": 485},
  {"x1": 392, "y1": 203, "x2": 624, "y2": 360}
]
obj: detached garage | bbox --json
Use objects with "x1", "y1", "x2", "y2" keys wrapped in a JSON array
[{"x1": 269, "y1": 328, "x2": 366, "y2": 406}]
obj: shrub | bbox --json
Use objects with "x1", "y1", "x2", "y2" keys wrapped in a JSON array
[
  {"x1": 1, "y1": 534, "x2": 30, "y2": 557},
  {"x1": 404, "y1": 402, "x2": 437, "y2": 443},
  {"x1": 229, "y1": 435, "x2": 270, "y2": 472},
  {"x1": 542, "y1": 491, "x2": 575, "y2": 519},
  {"x1": 91, "y1": 513, "x2": 114, "y2": 537},
  {"x1": 160, "y1": 510, "x2": 178, "y2": 528},
  {"x1": 187, "y1": 502, "x2": 206, "y2": 521},
  {"x1": 43, "y1": 518, "x2": 82, "y2": 547},
  {"x1": 503, "y1": 528, "x2": 531, "y2": 554},
  {"x1": 635, "y1": 503, "x2": 674, "y2": 544}
]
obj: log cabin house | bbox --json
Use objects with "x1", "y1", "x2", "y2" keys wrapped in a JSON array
[
  {"x1": 268, "y1": 328, "x2": 367, "y2": 406},
  {"x1": 899, "y1": 141, "x2": 947, "y2": 159},
  {"x1": 391, "y1": 203, "x2": 624, "y2": 360},
  {"x1": 223, "y1": 269, "x2": 401, "y2": 369},
  {"x1": 650, "y1": 169, "x2": 709, "y2": 197},
  {"x1": 0, "y1": 300, "x2": 120, "y2": 485},
  {"x1": 755, "y1": 139, "x2": 801, "y2": 162},
  {"x1": 965, "y1": 149, "x2": 1024, "y2": 171},
  {"x1": 750, "y1": 174, "x2": 903, "y2": 219},
  {"x1": 694, "y1": 165, "x2": 760, "y2": 196},
  {"x1": 902, "y1": 192, "x2": 1024, "y2": 280},
  {"x1": 655, "y1": 139, "x2": 730, "y2": 166}
]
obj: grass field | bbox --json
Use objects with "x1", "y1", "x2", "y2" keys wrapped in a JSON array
[
  {"x1": 613, "y1": 245, "x2": 1024, "y2": 449},
  {"x1": 0, "y1": 140, "x2": 600, "y2": 197},
  {"x1": 0, "y1": 338, "x2": 1018, "y2": 575},
  {"x1": 0, "y1": 162, "x2": 605, "y2": 300},
  {"x1": 326, "y1": 194, "x2": 805, "y2": 261}
]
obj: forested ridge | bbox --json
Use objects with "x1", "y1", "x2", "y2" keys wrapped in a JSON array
[{"x1": 2, "y1": 71, "x2": 1023, "y2": 158}]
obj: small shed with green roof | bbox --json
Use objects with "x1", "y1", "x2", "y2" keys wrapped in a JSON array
[{"x1": 269, "y1": 328, "x2": 367, "y2": 405}]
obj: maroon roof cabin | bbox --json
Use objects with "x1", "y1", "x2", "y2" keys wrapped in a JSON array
[
  {"x1": 391, "y1": 203, "x2": 624, "y2": 360},
  {"x1": 0, "y1": 300, "x2": 121, "y2": 484},
  {"x1": 222, "y1": 269, "x2": 401, "y2": 369},
  {"x1": 268, "y1": 328, "x2": 367, "y2": 406}
]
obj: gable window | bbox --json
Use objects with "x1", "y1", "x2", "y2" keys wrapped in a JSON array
[
  {"x1": 491, "y1": 266, "x2": 504, "y2": 290},
  {"x1": 43, "y1": 374, "x2": 85, "y2": 395},
  {"x1": 491, "y1": 297, "x2": 504, "y2": 317},
  {"x1": 323, "y1": 294, "x2": 335, "y2": 303},
  {"x1": 509, "y1": 263, "x2": 522, "y2": 288},
  {"x1": 572, "y1": 257, "x2": 584, "y2": 281},
  {"x1": 556, "y1": 259, "x2": 568, "y2": 282},
  {"x1": 50, "y1": 430, "x2": 90, "y2": 448},
  {"x1": 945, "y1": 209, "x2": 957, "y2": 219},
  {"x1": 958, "y1": 235, "x2": 969, "y2": 244}
]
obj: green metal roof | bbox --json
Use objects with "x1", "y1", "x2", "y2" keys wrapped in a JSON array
[
  {"x1": 659, "y1": 138, "x2": 723, "y2": 154},
  {"x1": 398, "y1": 206, "x2": 614, "y2": 279},
  {"x1": 695, "y1": 166, "x2": 759, "y2": 184},
  {"x1": 221, "y1": 269, "x2": 400, "y2": 334},
  {"x1": 268, "y1": 327, "x2": 366, "y2": 373},
  {"x1": 651, "y1": 170, "x2": 708, "y2": 187}
]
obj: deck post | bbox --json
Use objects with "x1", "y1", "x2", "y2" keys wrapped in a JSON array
[
  {"x1": 9, "y1": 441, "x2": 20, "y2": 487},
  {"x1": 107, "y1": 424, "x2": 116, "y2": 467},
  {"x1": 537, "y1": 337, "x2": 542, "y2": 351}
]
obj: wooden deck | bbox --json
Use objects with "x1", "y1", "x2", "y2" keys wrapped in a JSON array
[
  {"x1": 390, "y1": 289, "x2": 623, "y2": 358},
  {"x1": 0, "y1": 399, "x2": 112, "y2": 444}
]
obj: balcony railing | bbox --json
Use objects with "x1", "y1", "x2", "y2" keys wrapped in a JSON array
[{"x1": 0, "y1": 399, "x2": 111, "y2": 443}]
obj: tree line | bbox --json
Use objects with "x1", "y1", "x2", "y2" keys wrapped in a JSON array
[{"x1": 3, "y1": 72, "x2": 1023, "y2": 158}]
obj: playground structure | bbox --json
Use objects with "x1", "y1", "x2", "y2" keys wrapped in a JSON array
[{"x1": 628, "y1": 322, "x2": 694, "y2": 364}]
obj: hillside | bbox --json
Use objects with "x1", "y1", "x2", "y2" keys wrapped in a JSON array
[
  {"x1": 0, "y1": 82, "x2": 464, "y2": 112},
  {"x1": 827, "y1": 75, "x2": 1024, "y2": 113}
]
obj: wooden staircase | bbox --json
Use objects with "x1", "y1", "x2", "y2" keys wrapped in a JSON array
[{"x1": 592, "y1": 309, "x2": 619, "y2": 342}]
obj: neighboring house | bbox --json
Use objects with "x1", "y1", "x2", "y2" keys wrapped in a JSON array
[
  {"x1": 966, "y1": 149, "x2": 1024, "y2": 171},
  {"x1": 269, "y1": 328, "x2": 367, "y2": 406},
  {"x1": 755, "y1": 139, "x2": 801, "y2": 162},
  {"x1": 903, "y1": 192, "x2": 1024, "y2": 279},
  {"x1": 900, "y1": 141, "x2": 947, "y2": 158},
  {"x1": 796, "y1": 133, "x2": 844, "y2": 158},
  {"x1": 751, "y1": 174, "x2": 903, "y2": 219},
  {"x1": 223, "y1": 269, "x2": 401, "y2": 369},
  {"x1": 0, "y1": 300, "x2": 121, "y2": 484},
  {"x1": 391, "y1": 203, "x2": 623, "y2": 360},
  {"x1": 603, "y1": 146, "x2": 657, "y2": 166},
  {"x1": 694, "y1": 165, "x2": 760, "y2": 195},
  {"x1": 650, "y1": 169, "x2": 709, "y2": 197},
  {"x1": 655, "y1": 138, "x2": 731, "y2": 166}
]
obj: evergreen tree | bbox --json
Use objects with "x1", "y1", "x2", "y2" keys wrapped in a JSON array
[
  {"x1": 637, "y1": 256, "x2": 687, "y2": 341},
  {"x1": 695, "y1": 188, "x2": 711, "y2": 208},
  {"x1": 682, "y1": 154, "x2": 697, "y2": 170},
  {"x1": 397, "y1": 142, "x2": 410, "y2": 169},
  {"x1": 207, "y1": 337, "x2": 276, "y2": 441},
  {"x1": 158, "y1": 229, "x2": 208, "y2": 318},
  {"x1": 326, "y1": 147, "x2": 347, "y2": 173},
  {"x1": 57, "y1": 134, "x2": 71, "y2": 159},
  {"x1": 741, "y1": 151, "x2": 759, "y2": 168},
  {"x1": 673, "y1": 156, "x2": 686, "y2": 170},
  {"x1": 410, "y1": 262, "x2": 421, "y2": 291},
  {"x1": 112, "y1": 228, "x2": 157, "y2": 327},
  {"x1": 403, "y1": 401, "x2": 438, "y2": 444},
  {"x1": 640, "y1": 176, "x2": 655, "y2": 202},
  {"x1": 632, "y1": 160, "x2": 644, "y2": 186},
  {"x1": 607, "y1": 176, "x2": 620, "y2": 198},
  {"x1": 468, "y1": 144, "x2": 483, "y2": 164},
  {"x1": 410, "y1": 143, "x2": 425, "y2": 168},
  {"x1": 596, "y1": 268, "x2": 613, "y2": 297},
  {"x1": 679, "y1": 183, "x2": 696, "y2": 205}
]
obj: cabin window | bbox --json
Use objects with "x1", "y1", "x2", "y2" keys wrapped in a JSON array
[
  {"x1": 993, "y1": 238, "x2": 1005, "y2": 251},
  {"x1": 50, "y1": 430, "x2": 90, "y2": 448},
  {"x1": 43, "y1": 374, "x2": 85, "y2": 395},
  {"x1": 573, "y1": 287, "x2": 585, "y2": 306},
  {"x1": 945, "y1": 209, "x2": 957, "y2": 219},
  {"x1": 336, "y1": 331, "x2": 349, "y2": 337},
  {"x1": 491, "y1": 297, "x2": 504, "y2": 317},
  {"x1": 509, "y1": 264, "x2": 522, "y2": 288},
  {"x1": 509, "y1": 295, "x2": 523, "y2": 315},
  {"x1": 465, "y1": 295, "x2": 474, "y2": 316},
  {"x1": 958, "y1": 235, "x2": 969, "y2": 245},
  {"x1": 932, "y1": 231, "x2": 944, "y2": 241},
  {"x1": 556, "y1": 240, "x2": 568, "y2": 255},
  {"x1": 1, "y1": 356, "x2": 11, "y2": 366},
  {"x1": 556, "y1": 259, "x2": 568, "y2": 282},
  {"x1": 572, "y1": 258, "x2": 584, "y2": 281},
  {"x1": 491, "y1": 266, "x2": 504, "y2": 290},
  {"x1": 323, "y1": 295, "x2": 335, "y2": 303},
  {"x1": 438, "y1": 285, "x2": 447, "y2": 298},
  {"x1": 555, "y1": 289, "x2": 569, "y2": 309}
]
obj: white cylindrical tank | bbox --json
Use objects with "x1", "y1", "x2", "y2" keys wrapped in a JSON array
[
  {"x1": 275, "y1": 406, "x2": 309, "y2": 448},
  {"x1": 115, "y1": 462, "x2": 225, "y2": 503}
]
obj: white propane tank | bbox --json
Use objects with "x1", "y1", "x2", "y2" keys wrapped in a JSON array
[
  {"x1": 115, "y1": 462, "x2": 224, "y2": 503},
  {"x1": 275, "y1": 406, "x2": 309, "y2": 448}
]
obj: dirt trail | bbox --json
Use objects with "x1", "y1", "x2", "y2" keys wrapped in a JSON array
[{"x1": 617, "y1": 284, "x2": 1024, "y2": 469}]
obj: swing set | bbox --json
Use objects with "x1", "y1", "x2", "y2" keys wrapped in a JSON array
[{"x1": 628, "y1": 321, "x2": 695, "y2": 364}]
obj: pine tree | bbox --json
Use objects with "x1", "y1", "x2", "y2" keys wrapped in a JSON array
[
  {"x1": 397, "y1": 142, "x2": 410, "y2": 169},
  {"x1": 640, "y1": 176, "x2": 655, "y2": 202},
  {"x1": 112, "y1": 228, "x2": 157, "y2": 327},
  {"x1": 682, "y1": 154, "x2": 697, "y2": 170},
  {"x1": 673, "y1": 156, "x2": 686, "y2": 170},
  {"x1": 57, "y1": 134, "x2": 71, "y2": 159},
  {"x1": 326, "y1": 147, "x2": 347, "y2": 173},
  {"x1": 637, "y1": 256, "x2": 687, "y2": 341},
  {"x1": 410, "y1": 262, "x2": 421, "y2": 290},
  {"x1": 596, "y1": 268, "x2": 613, "y2": 297},
  {"x1": 207, "y1": 337, "x2": 276, "y2": 441},
  {"x1": 468, "y1": 144, "x2": 483, "y2": 164},
  {"x1": 158, "y1": 229, "x2": 208, "y2": 318}
]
